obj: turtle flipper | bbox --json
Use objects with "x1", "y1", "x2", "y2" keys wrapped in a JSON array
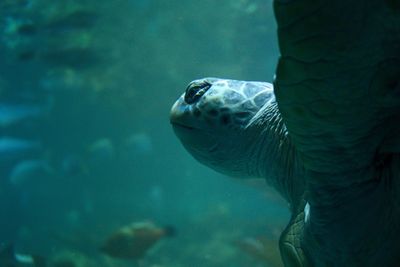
[
  {"x1": 273, "y1": 0, "x2": 400, "y2": 265},
  {"x1": 279, "y1": 200, "x2": 311, "y2": 267},
  {"x1": 274, "y1": 0, "x2": 400, "y2": 183}
]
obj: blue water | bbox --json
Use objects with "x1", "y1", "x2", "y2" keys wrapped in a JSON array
[{"x1": 0, "y1": 0, "x2": 287, "y2": 266}]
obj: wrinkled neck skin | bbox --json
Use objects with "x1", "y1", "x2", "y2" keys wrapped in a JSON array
[{"x1": 245, "y1": 99, "x2": 304, "y2": 208}]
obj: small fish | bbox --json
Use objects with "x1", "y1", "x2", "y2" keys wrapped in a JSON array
[
  {"x1": 88, "y1": 138, "x2": 115, "y2": 164},
  {"x1": 0, "y1": 103, "x2": 46, "y2": 128},
  {"x1": 100, "y1": 221, "x2": 176, "y2": 260},
  {"x1": 0, "y1": 137, "x2": 41, "y2": 163},
  {"x1": 0, "y1": 243, "x2": 46, "y2": 267},
  {"x1": 8, "y1": 159, "x2": 53, "y2": 186},
  {"x1": 124, "y1": 132, "x2": 153, "y2": 156},
  {"x1": 4, "y1": 10, "x2": 96, "y2": 36}
]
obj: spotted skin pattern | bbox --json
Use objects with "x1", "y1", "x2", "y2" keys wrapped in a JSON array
[{"x1": 171, "y1": 78, "x2": 273, "y2": 131}]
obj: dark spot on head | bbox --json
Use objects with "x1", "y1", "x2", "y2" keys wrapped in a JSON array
[
  {"x1": 220, "y1": 114, "x2": 231, "y2": 125},
  {"x1": 193, "y1": 109, "x2": 201, "y2": 117},
  {"x1": 235, "y1": 112, "x2": 251, "y2": 119},
  {"x1": 208, "y1": 109, "x2": 219, "y2": 117}
]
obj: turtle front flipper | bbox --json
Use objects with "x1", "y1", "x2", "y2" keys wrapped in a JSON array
[
  {"x1": 273, "y1": 0, "x2": 400, "y2": 266},
  {"x1": 274, "y1": 0, "x2": 400, "y2": 185},
  {"x1": 279, "y1": 199, "x2": 311, "y2": 267}
]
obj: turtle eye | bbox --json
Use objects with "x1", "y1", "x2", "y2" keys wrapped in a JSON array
[{"x1": 184, "y1": 80, "x2": 212, "y2": 104}]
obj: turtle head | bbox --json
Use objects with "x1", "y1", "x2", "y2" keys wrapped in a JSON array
[{"x1": 170, "y1": 78, "x2": 274, "y2": 178}]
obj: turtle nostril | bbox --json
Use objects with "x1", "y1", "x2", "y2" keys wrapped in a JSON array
[{"x1": 184, "y1": 80, "x2": 212, "y2": 104}]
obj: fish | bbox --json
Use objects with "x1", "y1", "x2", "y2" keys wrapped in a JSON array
[
  {"x1": 3, "y1": 10, "x2": 99, "y2": 68},
  {"x1": 0, "y1": 243, "x2": 46, "y2": 267},
  {"x1": 100, "y1": 221, "x2": 176, "y2": 260},
  {"x1": 88, "y1": 138, "x2": 115, "y2": 164},
  {"x1": 124, "y1": 132, "x2": 153, "y2": 156},
  {"x1": 8, "y1": 159, "x2": 53, "y2": 186},
  {"x1": 4, "y1": 10, "x2": 97, "y2": 37},
  {"x1": 0, "y1": 137, "x2": 41, "y2": 163},
  {"x1": 0, "y1": 103, "x2": 46, "y2": 128}
]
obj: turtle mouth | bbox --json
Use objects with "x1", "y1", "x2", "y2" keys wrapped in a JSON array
[{"x1": 170, "y1": 121, "x2": 196, "y2": 130}]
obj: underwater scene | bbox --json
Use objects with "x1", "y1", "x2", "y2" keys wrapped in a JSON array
[{"x1": 0, "y1": 0, "x2": 288, "y2": 266}]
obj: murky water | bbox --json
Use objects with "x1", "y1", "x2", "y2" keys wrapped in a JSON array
[{"x1": 0, "y1": 1, "x2": 288, "y2": 266}]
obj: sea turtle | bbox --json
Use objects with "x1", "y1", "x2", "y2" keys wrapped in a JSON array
[
  {"x1": 170, "y1": 78, "x2": 308, "y2": 267},
  {"x1": 170, "y1": 1, "x2": 400, "y2": 267}
]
